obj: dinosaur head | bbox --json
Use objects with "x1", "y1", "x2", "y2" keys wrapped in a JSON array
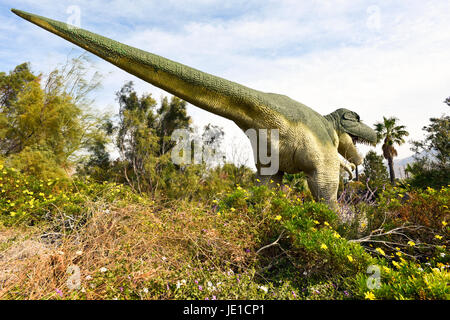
[
  {"x1": 325, "y1": 108, "x2": 377, "y2": 165},
  {"x1": 330, "y1": 108, "x2": 377, "y2": 145}
]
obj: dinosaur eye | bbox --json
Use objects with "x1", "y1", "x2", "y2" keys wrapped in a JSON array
[{"x1": 343, "y1": 112, "x2": 359, "y2": 121}]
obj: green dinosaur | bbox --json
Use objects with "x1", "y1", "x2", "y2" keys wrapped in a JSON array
[{"x1": 11, "y1": 9, "x2": 377, "y2": 208}]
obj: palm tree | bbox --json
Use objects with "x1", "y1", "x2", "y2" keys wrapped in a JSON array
[{"x1": 374, "y1": 117, "x2": 409, "y2": 184}]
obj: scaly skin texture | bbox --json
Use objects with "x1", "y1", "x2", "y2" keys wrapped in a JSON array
[{"x1": 12, "y1": 9, "x2": 377, "y2": 208}]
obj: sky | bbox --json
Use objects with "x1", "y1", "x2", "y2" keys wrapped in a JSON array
[{"x1": 1, "y1": 0, "x2": 449, "y2": 169}]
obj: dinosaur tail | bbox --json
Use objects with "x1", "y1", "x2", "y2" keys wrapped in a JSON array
[{"x1": 11, "y1": 9, "x2": 266, "y2": 127}]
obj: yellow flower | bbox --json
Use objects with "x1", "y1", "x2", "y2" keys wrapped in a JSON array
[
  {"x1": 230, "y1": 207, "x2": 236, "y2": 212},
  {"x1": 274, "y1": 215, "x2": 282, "y2": 221},
  {"x1": 364, "y1": 291, "x2": 376, "y2": 300},
  {"x1": 396, "y1": 251, "x2": 402, "y2": 257},
  {"x1": 407, "y1": 241, "x2": 415, "y2": 246},
  {"x1": 10, "y1": 211, "x2": 16, "y2": 217},
  {"x1": 310, "y1": 227, "x2": 317, "y2": 232},
  {"x1": 442, "y1": 221, "x2": 448, "y2": 227},
  {"x1": 383, "y1": 266, "x2": 391, "y2": 273},
  {"x1": 347, "y1": 255, "x2": 353, "y2": 262},
  {"x1": 375, "y1": 248, "x2": 386, "y2": 256},
  {"x1": 324, "y1": 221, "x2": 330, "y2": 227},
  {"x1": 256, "y1": 178, "x2": 260, "y2": 183},
  {"x1": 333, "y1": 232, "x2": 341, "y2": 239},
  {"x1": 434, "y1": 235, "x2": 443, "y2": 240},
  {"x1": 392, "y1": 261, "x2": 401, "y2": 269},
  {"x1": 313, "y1": 220, "x2": 320, "y2": 225},
  {"x1": 320, "y1": 243, "x2": 328, "y2": 250}
]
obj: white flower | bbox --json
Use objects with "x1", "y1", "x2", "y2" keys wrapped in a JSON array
[
  {"x1": 207, "y1": 281, "x2": 217, "y2": 291},
  {"x1": 142, "y1": 288, "x2": 149, "y2": 293},
  {"x1": 162, "y1": 256, "x2": 167, "y2": 261},
  {"x1": 417, "y1": 267, "x2": 423, "y2": 272},
  {"x1": 85, "y1": 275, "x2": 92, "y2": 280},
  {"x1": 440, "y1": 253, "x2": 446, "y2": 258},
  {"x1": 57, "y1": 251, "x2": 64, "y2": 255},
  {"x1": 75, "y1": 250, "x2": 83, "y2": 256},
  {"x1": 104, "y1": 209, "x2": 110, "y2": 214},
  {"x1": 258, "y1": 285, "x2": 268, "y2": 293},
  {"x1": 100, "y1": 267, "x2": 108, "y2": 273},
  {"x1": 176, "y1": 279, "x2": 187, "y2": 289}
]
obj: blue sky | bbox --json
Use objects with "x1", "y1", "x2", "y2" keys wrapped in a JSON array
[{"x1": 2, "y1": 0, "x2": 450, "y2": 169}]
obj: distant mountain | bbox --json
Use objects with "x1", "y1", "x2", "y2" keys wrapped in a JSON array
[
  {"x1": 389, "y1": 150, "x2": 436, "y2": 179},
  {"x1": 392, "y1": 155, "x2": 415, "y2": 179}
]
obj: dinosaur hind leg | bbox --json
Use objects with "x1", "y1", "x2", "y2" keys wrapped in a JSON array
[{"x1": 306, "y1": 165, "x2": 340, "y2": 210}]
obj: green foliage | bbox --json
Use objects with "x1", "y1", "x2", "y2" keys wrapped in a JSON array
[
  {"x1": 0, "y1": 57, "x2": 108, "y2": 179},
  {"x1": 111, "y1": 81, "x2": 192, "y2": 193},
  {"x1": 407, "y1": 108, "x2": 449, "y2": 189},
  {"x1": 374, "y1": 116, "x2": 409, "y2": 184},
  {"x1": 283, "y1": 172, "x2": 310, "y2": 194},
  {"x1": 0, "y1": 163, "x2": 141, "y2": 229},
  {"x1": 354, "y1": 260, "x2": 449, "y2": 300},
  {"x1": 361, "y1": 150, "x2": 389, "y2": 192}
]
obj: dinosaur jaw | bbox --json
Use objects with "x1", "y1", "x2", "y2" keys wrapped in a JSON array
[
  {"x1": 349, "y1": 133, "x2": 375, "y2": 146},
  {"x1": 344, "y1": 121, "x2": 377, "y2": 147},
  {"x1": 338, "y1": 132, "x2": 363, "y2": 166}
]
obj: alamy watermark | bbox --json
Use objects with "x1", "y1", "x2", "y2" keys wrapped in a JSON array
[
  {"x1": 366, "y1": 265, "x2": 381, "y2": 290},
  {"x1": 366, "y1": 5, "x2": 381, "y2": 31},
  {"x1": 171, "y1": 128, "x2": 280, "y2": 176},
  {"x1": 66, "y1": 5, "x2": 81, "y2": 30}
]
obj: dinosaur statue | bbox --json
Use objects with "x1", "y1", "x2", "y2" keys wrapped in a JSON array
[{"x1": 11, "y1": 9, "x2": 377, "y2": 208}]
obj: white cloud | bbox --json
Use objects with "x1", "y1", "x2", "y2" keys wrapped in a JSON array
[{"x1": 3, "y1": 0, "x2": 450, "y2": 170}]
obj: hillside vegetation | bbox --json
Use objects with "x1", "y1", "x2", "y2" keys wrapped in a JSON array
[{"x1": 0, "y1": 59, "x2": 448, "y2": 300}]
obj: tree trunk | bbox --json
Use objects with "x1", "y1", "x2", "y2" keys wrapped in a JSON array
[
  {"x1": 387, "y1": 156, "x2": 396, "y2": 184},
  {"x1": 355, "y1": 165, "x2": 359, "y2": 181}
]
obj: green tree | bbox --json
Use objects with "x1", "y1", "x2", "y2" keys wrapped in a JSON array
[
  {"x1": 0, "y1": 63, "x2": 37, "y2": 108},
  {"x1": 201, "y1": 123, "x2": 225, "y2": 168},
  {"x1": 115, "y1": 81, "x2": 159, "y2": 192},
  {"x1": 374, "y1": 117, "x2": 409, "y2": 184},
  {"x1": 406, "y1": 103, "x2": 449, "y2": 189},
  {"x1": 0, "y1": 56, "x2": 107, "y2": 178},
  {"x1": 361, "y1": 150, "x2": 389, "y2": 191},
  {"x1": 156, "y1": 96, "x2": 191, "y2": 156},
  {"x1": 114, "y1": 82, "x2": 192, "y2": 193}
]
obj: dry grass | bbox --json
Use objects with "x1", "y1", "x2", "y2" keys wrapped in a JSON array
[{"x1": 0, "y1": 198, "x2": 263, "y2": 299}]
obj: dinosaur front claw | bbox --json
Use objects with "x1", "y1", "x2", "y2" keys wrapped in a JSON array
[{"x1": 349, "y1": 163, "x2": 356, "y2": 171}]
